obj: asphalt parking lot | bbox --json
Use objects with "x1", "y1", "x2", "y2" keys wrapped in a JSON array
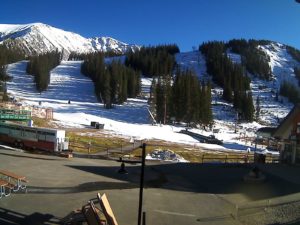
[{"x1": 0, "y1": 147, "x2": 300, "y2": 225}]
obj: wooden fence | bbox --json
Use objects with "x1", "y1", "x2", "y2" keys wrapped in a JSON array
[
  {"x1": 199, "y1": 153, "x2": 279, "y2": 164},
  {"x1": 69, "y1": 140, "x2": 109, "y2": 154},
  {"x1": 68, "y1": 139, "x2": 280, "y2": 164},
  {"x1": 68, "y1": 139, "x2": 141, "y2": 157}
]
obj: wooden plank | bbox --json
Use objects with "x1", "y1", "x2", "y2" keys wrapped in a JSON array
[
  {"x1": 98, "y1": 193, "x2": 118, "y2": 225},
  {"x1": 0, "y1": 170, "x2": 26, "y2": 181},
  {"x1": 0, "y1": 180, "x2": 8, "y2": 186},
  {"x1": 0, "y1": 179, "x2": 14, "y2": 189}
]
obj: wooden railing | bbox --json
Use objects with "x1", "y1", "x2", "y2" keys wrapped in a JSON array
[
  {"x1": 68, "y1": 139, "x2": 141, "y2": 158},
  {"x1": 200, "y1": 154, "x2": 279, "y2": 164},
  {"x1": 68, "y1": 140, "x2": 108, "y2": 154},
  {"x1": 68, "y1": 139, "x2": 280, "y2": 164}
]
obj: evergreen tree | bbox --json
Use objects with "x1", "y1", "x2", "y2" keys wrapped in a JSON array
[
  {"x1": 243, "y1": 92, "x2": 255, "y2": 122},
  {"x1": 155, "y1": 76, "x2": 164, "y2": 123},
  {"x1": 166, "y1": 69, "x2": 213, "y2": 126},
  {"x1": 26, "y1": 50, "x2": 62, "y2": 92},
  {"x1": 0, "y1": 44, "x2": 25, "y2": 101},
  {"x1": 233, "y1": 90, "x2": 242, "y2": 111},
  {"x1": 286, "y1": 45, "x2": 300, "y2": 63},
  {"x1": 0, "y1": 65, "x2": 12, "y2": 82},
  {"x1": 227, "y1": 39, "x2": 272, "y2": 80},
  {"x1": 0, "y1": 43, "x2": 25, "y2": 65},
  {"x1": 149, "y1": 78, "x2": 157, "y2": 122},
  {"x1": 81, "y1": 53, "x2": 141, "y2": 108},
  {"x1": 280, "y1": 80, "x2": 300, "y2": 104},
  {"x1": 255, "y1": 95, "x2": 261, "y2": 120},
  {"x1": 223, "y1": 77, "x2": 233, "y2": 102},
  {"x1": 200, "y1": 81, "x2": 213, "y2": 126},
  {"x1": 200, "y1": 41, "x2": 256, "y2": 122},
  {"x1": 125, "y1": 44, "x2": 179, "y2": 77},
  {"x1": 102, "y1": 70, "x2": 112, "y2": 109},
  {"x1": 294, "y1": 67, "x2": 300, "y2": 85}
]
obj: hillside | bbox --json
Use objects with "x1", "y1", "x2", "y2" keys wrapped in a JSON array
[
  {"x1": 2, "y1": 26, "x2": 300, "y2": 153},
  {"x1": 6, "y1": 60, "x2": 198, "y2": 145},
  {"x1": 4, "y1": 41, "x2": 299, "y2": 154},
  {"x1": 177, "y1": 43, "x2": 298, "y2": 123},
  {"x1": 0, "y1": 23, "x2": 140, "y2": 57}
]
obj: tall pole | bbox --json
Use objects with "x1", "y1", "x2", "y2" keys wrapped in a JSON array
[
  {"x1": 137, "y1": 143, "x2": 146, "y2": 225},
  {"x1": 164, "y1": 94, "x2": 167, "y2": 125}
]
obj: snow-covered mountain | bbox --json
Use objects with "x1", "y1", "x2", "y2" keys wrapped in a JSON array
[
  {"x1": 0, "y1": 23, "x2": 140, "y2": 56},
  {"x1": 176, "y1": 41, "x2": 300, "y2": 127},
  {"x1": 4, "y1": 36, "x2": 300, "y2": 152},
  {"x1": 89, "y1": 37, "x2": 138, "y2": 53}
]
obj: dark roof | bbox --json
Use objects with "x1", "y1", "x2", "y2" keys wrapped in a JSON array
[
  {"x1": 257, "y1": 127, "x2": 276, "y2": 134},
  {"x1": 272, "y1": 104, "x2": 300, "y2": 138}
]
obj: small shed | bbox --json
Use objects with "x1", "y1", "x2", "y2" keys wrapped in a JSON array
[
  {"x1": 257, "y1": 127, "x2": 276, "y2": 139},
  {"x1": 256, "y1": 127, "x2": 277, "y2": 150}
]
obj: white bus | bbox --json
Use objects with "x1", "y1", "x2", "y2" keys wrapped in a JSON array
[{"x1": 0, "y1": 122, "x2": 69, "y2": 152}]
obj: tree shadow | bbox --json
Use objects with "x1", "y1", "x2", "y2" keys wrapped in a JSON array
[
  {"x1": 26, "y1": 181, "x2": 138, "y2": 194},
  {"x1": 67, "y1": 163, "x2": 300, "y2": 202}
]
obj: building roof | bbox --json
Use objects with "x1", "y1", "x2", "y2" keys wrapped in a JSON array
[
  {"x1": 257, "y1": 127, "x2": 277, "y2": 134},
  {"x1": 272, "y1": 104, "x2": 300, "y2": 138}
]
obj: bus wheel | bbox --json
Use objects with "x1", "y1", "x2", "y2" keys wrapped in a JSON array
[
  {"x1": 14, "y1": 141, "x2": 19, "y2": 147},
  {"x1": 19, "y1": 142, "x2": 24, "y2": 149}
]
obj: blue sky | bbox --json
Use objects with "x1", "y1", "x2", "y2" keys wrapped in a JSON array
[{"x1": 0, "y1": 0, "x2": 299, "y2": 51}]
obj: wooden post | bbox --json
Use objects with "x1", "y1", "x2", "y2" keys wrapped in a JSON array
[{"x1": 87, "y1": 141, "x2": 91, "y2": 154}]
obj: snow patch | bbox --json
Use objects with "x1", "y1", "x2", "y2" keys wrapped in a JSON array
[{"x1": 6, "y1": 43, "x2": 296, "y2": 154}]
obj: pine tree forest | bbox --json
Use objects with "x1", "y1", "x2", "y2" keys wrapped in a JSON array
[
  {"x1": 295, "y1": 67, "x2": 300, "y2": 86},
  {"x1": 125, "y1": 44, "x2": 179, "y2": 77},
  {"x1": 0, "y1": 44, "x2": 25, "y2": 100},
  {"x1": 280, "y1": 80, "x2": 300, "y2": 104},
  {"x1": 126, "y1": 44, "x2": 213, "y2": 126},
  {"x1": 81, "y1": 52, "x2": 141, "y2": 109},
  {"x1": 149, "y1": 70, "x2": 213, "y2": 127},
  {"x1": 199, "y1": 41, "x2": 255, "y2": 122},
  {"x1": 26, "y1": 51, "x2": 62, "y2": 92},
  {"x1": 287, "y1": 45, "x2": 300, "y2": 63},
  {"x1": 227, "y1": 39, "x2": 272, "y2": 80}
]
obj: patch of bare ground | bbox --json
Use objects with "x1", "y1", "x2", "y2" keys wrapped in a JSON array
[{"x1": 32, "y1": 118, "x2": 270, "y2": 163}]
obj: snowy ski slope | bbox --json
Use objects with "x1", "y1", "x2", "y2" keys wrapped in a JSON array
[{"x1": 5, "y1": 42, "x2": 298, "y2": 152}]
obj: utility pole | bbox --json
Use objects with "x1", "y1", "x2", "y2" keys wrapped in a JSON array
[
  {"x1": 137, "y1": 143, "x2": 146, "y2": 225},
  {"x1": 164, "y1": 93, "x2": 167, "y2": 125},
  {"x1": 235, "y1": 112, "x2": 238, "y2": 133}
]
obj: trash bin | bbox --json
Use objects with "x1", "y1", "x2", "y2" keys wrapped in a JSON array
[
  {"x1": 254, "y1": 153, "x2": 266, "y2": 163},
  {"x1": 260, "y1": 154, "x2": 266, "y2": 163},
  {"x1": 95, "y1": 123, "x2": 104, "y2": 129}
]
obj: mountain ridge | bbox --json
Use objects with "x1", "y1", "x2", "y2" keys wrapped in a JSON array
[{"x1": 0, "y1": 23, "x2": 140, "y2": 57}]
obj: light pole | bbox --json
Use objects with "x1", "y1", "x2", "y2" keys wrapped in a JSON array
[{"x1": 137, "y1": 143, "x2": 146, "y2": 225}]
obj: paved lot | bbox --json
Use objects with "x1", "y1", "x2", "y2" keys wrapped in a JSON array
[{"x1": 0, "y1": 147, "x2": 300, "y2": 225}]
